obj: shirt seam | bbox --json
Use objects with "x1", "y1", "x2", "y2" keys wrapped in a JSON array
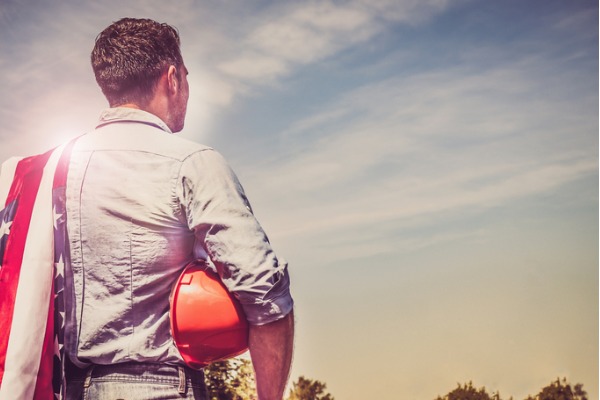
[
  {"x1": 172, "y1": 148, "x2": 215, "y2": 221},
  {"x1": 75, "y1": 148, "x2": 199, "y2": 163}
]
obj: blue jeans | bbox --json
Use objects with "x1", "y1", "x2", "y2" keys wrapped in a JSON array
[{"x1": 65, "y1": 362, "x2": 208, "y2": 400}]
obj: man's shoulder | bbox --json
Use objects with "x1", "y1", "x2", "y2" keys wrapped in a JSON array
[{"x1": 157, "y1": 133, "x2": 214, "y2": 161}]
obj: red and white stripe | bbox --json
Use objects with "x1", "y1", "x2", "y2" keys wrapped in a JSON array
[{"x1": 0, "y1": 142, "x2": 70, "y2": 400}]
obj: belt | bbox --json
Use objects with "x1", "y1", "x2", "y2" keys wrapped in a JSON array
[{"x1": 65, "y1": 359, "x2": 203, "y2": 395}]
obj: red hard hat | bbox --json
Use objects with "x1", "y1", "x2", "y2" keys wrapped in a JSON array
[{"x1": 170, "y1": 261, "x2": 249, "y2": 369}]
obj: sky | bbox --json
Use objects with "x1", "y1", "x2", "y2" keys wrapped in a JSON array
[{"x1": 0, "y1": 0, "x2": 598, "y2": 399}]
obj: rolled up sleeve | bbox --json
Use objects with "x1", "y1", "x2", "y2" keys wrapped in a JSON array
[{"x1": 177, "y1": 149, "x2": 293, "y2": 325}]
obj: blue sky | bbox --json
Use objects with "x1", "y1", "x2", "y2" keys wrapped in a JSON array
[{"x1": 0, "y1": 1, "x2": 597, "y2": 399}]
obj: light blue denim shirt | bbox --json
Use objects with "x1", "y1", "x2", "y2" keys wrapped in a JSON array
[{"x1": 65, "y1": 108, "x2": 293, "y2": 365}]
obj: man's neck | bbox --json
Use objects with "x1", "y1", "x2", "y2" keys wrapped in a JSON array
[
  {"x1": 116, "y1": 103, "x2": 142, "y2": 110},
  {"x1": 114, "y1": 102, "x2": 171, "y2": 131}
]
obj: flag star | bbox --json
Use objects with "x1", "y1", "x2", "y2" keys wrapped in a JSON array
[
  {"x1": 54, "y1": 335, "x2": 60, "y2": 354},
  {"x1": 53, "y1": 334, "x2": 64, "y2": 356},
  {"x1": 55, "y1": 253, "x2": 65, "y2": 274},
  {"x1": 52, "y1": 205, "x2": 63, "y2": 230},
  {"x1": 0, "y1": 219, "x2": 12, "y2": 238}
]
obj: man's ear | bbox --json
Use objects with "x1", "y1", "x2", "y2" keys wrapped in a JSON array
[{"x1": 166, "y1": 65, "x2": 179, "y2": 95}]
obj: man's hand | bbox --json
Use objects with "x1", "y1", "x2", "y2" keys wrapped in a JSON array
[{"x1": 248, "y1": 310, "x2": 295, "y2": 400}]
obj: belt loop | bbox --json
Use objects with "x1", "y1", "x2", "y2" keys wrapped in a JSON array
[
  {"x1": 83, "y1": 366, "x2": 94, "y2": 388},
  {"x1": 177, "y1": 366, "x2": 187, "y2": 394}
]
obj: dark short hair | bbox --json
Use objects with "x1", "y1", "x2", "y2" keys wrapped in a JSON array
[{"x1": 91, "y1": 18, "x2": 183, "y2": 107}]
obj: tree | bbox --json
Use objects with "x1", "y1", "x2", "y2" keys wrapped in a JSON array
[
  {"x1": 204, "y1": 358, "x2": 257, "y2": 400},
  {"x1": 205, "y1": 360, "x2": 336, "y2": 400},
  {"x1": 287, "y1": 376, "x2": 335, "y2": 400},
  {"x1": 524, "y1": 378, "x2": 587, "y2": 400},
  {"x1": 434, "y1": 381, "x2": 506, "y2": 400},
  {"x1": 228, "y1": 358, "x2": 257, "y2": 400}
]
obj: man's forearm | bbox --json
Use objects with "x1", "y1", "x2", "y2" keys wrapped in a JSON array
[{"x1": 248, "y1": 310, "x2": 295, "y2": 400}]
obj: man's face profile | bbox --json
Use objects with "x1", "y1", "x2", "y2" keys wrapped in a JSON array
[{"x1": 172, "y1": 64, "x2": 190, "y2": 133}]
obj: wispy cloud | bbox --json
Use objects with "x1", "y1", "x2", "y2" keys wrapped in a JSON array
[
  {"x1": 216, "y1": 0, "x2": 452, "y2": 86},
  {"x1": 242, "y1": 48, "x2": 597, "y2": 262}
]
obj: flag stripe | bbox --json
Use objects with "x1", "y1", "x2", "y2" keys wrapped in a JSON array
[
  {"x1": 0, "y1": 159, "x2": 19, "y2": 381},
  {"x1": 0, "y1": 151, "x2": 53, "y2": 382},
  {"x1": 32, "y1": 294, "x2": 55, "y2": 400}
]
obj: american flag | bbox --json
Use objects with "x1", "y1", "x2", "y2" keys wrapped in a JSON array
[{"x1": 0, "y1": 140, "x2": 75, "y2": 400}]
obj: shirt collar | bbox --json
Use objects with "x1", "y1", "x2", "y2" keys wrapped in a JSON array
[{"x1": 96, "y1": 107, "x2": 173, "y2": 134}]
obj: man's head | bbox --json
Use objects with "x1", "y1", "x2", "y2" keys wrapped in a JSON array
[{"x1": 92, "y1": 18, "x2": 189, "y2": 132}]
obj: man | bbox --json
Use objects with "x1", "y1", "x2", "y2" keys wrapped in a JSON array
[{"x1": 62, "y1": 18, "x2": 294, "y2": 399}]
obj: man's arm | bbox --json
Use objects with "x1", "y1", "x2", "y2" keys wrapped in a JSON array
[{"x1": 248, "y1": 310, "x2": 295, "y2": 400}]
